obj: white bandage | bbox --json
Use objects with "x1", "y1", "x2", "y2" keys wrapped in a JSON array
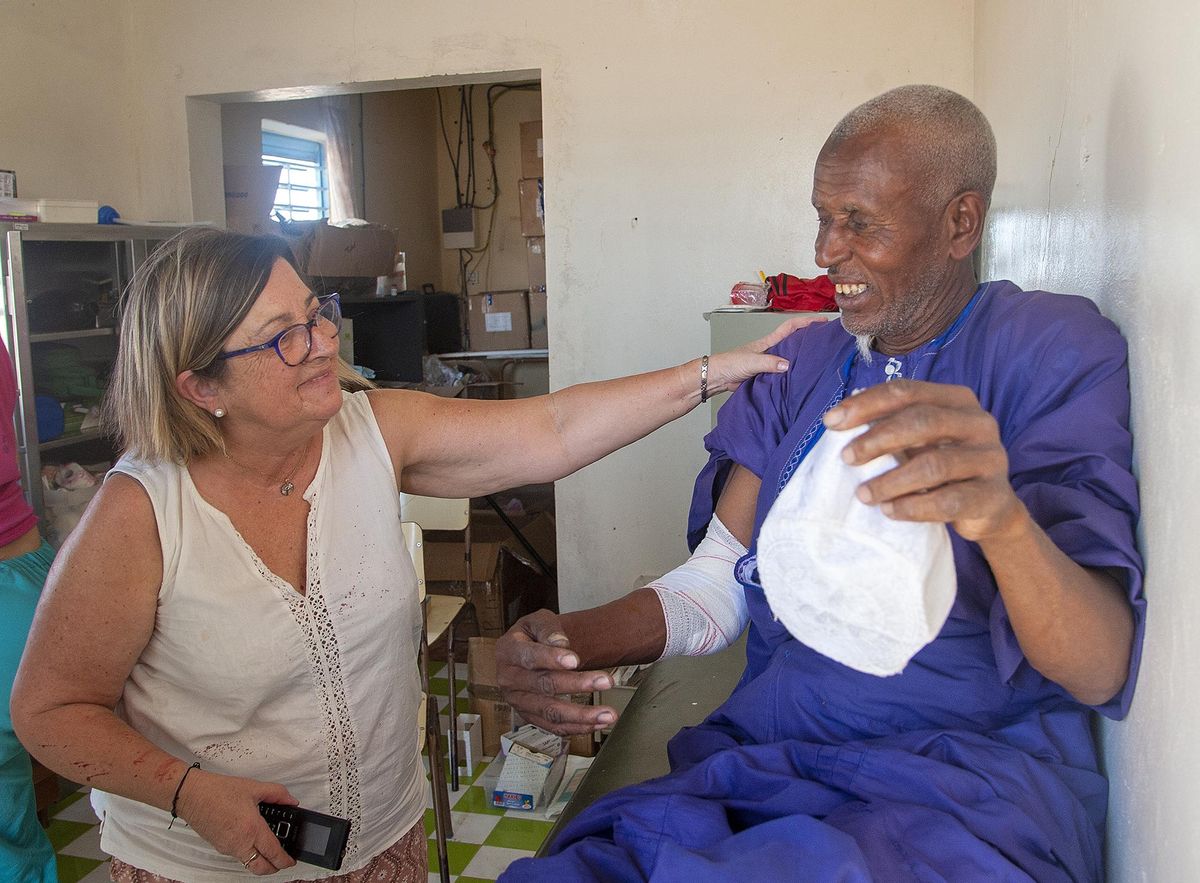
[{"x1": 650, "y1": 514, "x2": 749, "y2": 658}]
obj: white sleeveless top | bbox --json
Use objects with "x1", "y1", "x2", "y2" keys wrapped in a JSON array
[{"x1": 92, "y1": 392, "x2": 424, "y2": 881}]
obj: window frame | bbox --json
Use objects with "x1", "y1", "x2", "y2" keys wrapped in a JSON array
[{"x1": 261, "y1": 120, "x2": 330, "y2": 222}]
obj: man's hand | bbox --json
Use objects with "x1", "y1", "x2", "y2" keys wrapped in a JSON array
[
  {"x1": 823, "y1": 379, "x2": 1026, "y2": 542},
  {"x1": 495, "y1": 610, "x2": 618, "y2": 736}
]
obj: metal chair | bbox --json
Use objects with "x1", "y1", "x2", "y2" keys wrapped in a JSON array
[
  {"x1": 403, "y1": 521, "x2": 456, "y2": 883},
  {"x1": 399, "y1": 494, "x2": 474, "y2": 791}
]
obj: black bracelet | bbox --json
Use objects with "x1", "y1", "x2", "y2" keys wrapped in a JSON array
[
  {"x1": 700, "y1": 355, "x2": 710, "y2": 404},
  {"x1": 167, "y1": 762, "x2": 200, "y2": 830}
]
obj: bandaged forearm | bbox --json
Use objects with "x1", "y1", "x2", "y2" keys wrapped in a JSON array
[{"x1": 650, "y1": 514, "x2": 749, "y2": 658}]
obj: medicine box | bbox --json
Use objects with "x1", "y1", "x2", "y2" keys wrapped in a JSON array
[{"x1": 492, "y1": 725, "x2": 567, "y2": 811}]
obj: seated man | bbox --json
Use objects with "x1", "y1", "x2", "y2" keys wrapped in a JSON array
[{"x1": 497, "y1": 85, "x2": 1144, "y2": 882}]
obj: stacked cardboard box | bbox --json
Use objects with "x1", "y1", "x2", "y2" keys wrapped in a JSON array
[
  {"x1": 468, "y1": 637, "x2": 513, "y2": 757},
  {"x1": 519, "y1": 122, "x2": 548, "y2": 351},
  {"x1": 423, "y1": 539, "x2": 554, "y2": 637}
]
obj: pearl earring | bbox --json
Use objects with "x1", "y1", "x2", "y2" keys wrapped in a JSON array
[{"x1": 214, "y1": 408, "x2": 226, "y2": 418}]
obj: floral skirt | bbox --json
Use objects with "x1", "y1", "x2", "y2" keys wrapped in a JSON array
[{"x1": 109, "y1": 820, "x2": 427, "y2": 882}]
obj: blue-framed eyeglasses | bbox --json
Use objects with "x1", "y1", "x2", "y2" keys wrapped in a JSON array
[{"x1": 217, "y1": 293, "x2": 342, "y2": 367}]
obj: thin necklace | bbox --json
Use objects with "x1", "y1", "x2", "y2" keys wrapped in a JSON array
[{"x1": 224, "y1": 437, "x2": 312, "y2": 496}]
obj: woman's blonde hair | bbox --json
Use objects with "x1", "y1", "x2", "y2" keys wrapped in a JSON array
[{"x1": 104, "y1": 226, "x2": 371, "y2": 464}]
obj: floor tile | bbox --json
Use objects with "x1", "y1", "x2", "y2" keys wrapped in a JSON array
[
  {"x1": 427, "y1": 838, "x2": 480, "y2": 876},
  {"x1": 59, "y1": 824, "x2": 108, "y2": 860},
  {"x1": 460, "y1": 845, "x2": 535, "y2": 878},
  {"x1": 452, "y1": 786, "x2": 506, "y2": 816},
  {"x1": 46, "y1": 819, "x2": 94, "y2": 851},
  {"x1": 484, "y1": 817, "x2": 555, "y2": 851},
  {"x1": 51, "y1": 789, "x2": 88, "y2": 811},
  {"x1": 443, "y1": 810, "x2": 502, "y2": 845},
  {"x1": 55, "y1": 853, "x2": 105, "y2": 883},
  {"x1": 54, "y1": 793, "x2": 101, "y2": 824}
]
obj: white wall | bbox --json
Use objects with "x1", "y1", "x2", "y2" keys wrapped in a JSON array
[
  {"x1": 2, "y1": 0, "x2": 973, "y2": 610},
  {"x1": 0, "y1": 0, "x2": 137, "y2": 210},
  {"x1": 974, "y1": 2, "x2": 1200, "y2": 879}
]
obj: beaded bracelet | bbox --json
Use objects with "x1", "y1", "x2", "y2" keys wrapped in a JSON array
[
  {"x1": 700, "y1": 355, "x2": 710, "y2": 404},
  {"x1": 168, "y1": 762, "x2": 200, "y2": 830}
]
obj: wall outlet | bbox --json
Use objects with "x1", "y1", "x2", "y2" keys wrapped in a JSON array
[{"x1": 468, "y1": 271, "x2": 480, "y2": 284}]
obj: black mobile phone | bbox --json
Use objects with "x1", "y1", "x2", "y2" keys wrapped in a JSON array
[{"x1": 258, "y1": 802, "x2": 350, "y2": 871}]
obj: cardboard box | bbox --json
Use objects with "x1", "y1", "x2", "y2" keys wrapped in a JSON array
[
  {"x1": 594, "y1": 664, "x2": 648, "y2": 738},
  {"x1": 518, "y1": 178, "x2": 544, "y2": 237},
  {"x1": 36, "y1": 199, "x2": 99, "y2": 223},
  {"x1": 526, "y1": 237, "x2": 546, "y2": 293},
  {"x1": 468, "y1": 290, "x2": 530, "y2": 352},
  {"x1": 468, "y1": 637, "x2": 513, "y2": 756},
  {"x1": 520, "y1": 121, "x2": 544, "y2": 179},
  {"x1": 454, "y1": 712, "x2": 483, "y2": 777},
  {"x1": 466, "y1": 510, "x2": 557, "y2": 572},
  {"x1": 566, "y1": 693, "x2": 597, "y2": 757},
  {"x1": 285, "y1": 221, "x2": 400, "y2": 278},
  {"x1": 425, "y1": 540, "x2": 555, "y2": 636},
  {"x1": 224, "y1": 165, "x2": 282, "y2": 235},
  {"x1": 529, "y1": 291, "x2": 548, "y2": 349},
  {"x1": 493, "y1": 724, "x2": 567, "y2": 811}
]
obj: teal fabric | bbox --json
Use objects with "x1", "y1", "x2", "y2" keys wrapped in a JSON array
[{"x1": 0, "y1": 539, "x2": 58, "y2": 883}]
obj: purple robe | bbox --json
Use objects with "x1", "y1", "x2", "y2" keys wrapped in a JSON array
[{"x1": 503, "y1": 282, "x2": 1145, "y2": 882}]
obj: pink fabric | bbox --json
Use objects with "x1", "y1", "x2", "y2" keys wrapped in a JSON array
[{"x1": 0, "y1": 338, "x2": 36, "y2": 546}]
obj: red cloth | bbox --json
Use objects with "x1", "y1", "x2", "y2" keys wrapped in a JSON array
[
  {"x1": 767, "y1": 273, "x2": 838, "y2": 312},
  {"x1": 0, "y1": 336, "x2": 36, "y2": 545}
]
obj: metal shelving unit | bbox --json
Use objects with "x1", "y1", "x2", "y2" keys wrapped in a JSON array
[{"x1": 0, "y1": 223, "x2": 188, "y2": 516}]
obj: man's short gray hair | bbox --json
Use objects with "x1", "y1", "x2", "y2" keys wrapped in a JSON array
[{"x1": 827, "y1": 85, "x2": 997, "y2": 209}]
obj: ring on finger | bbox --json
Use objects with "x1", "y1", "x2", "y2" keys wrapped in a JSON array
[{"x1": 243, "y1": 849, "x2": 260, "y2": 868}]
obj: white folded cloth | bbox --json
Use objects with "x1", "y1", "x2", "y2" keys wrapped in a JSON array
[{"x1": 757, "y1": 424, "x2": 957, "y2": 676}]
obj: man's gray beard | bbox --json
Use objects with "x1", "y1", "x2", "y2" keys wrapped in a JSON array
[{"x1": 854, "y1": 333, "x2": 874, "y2": 364}]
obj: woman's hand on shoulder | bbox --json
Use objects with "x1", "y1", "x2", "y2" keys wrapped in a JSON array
[
  {"x1": 706, "y1": 313, "x2": 834, "y2": 395},
  {"x1": 177, "y1": 769, "x2": 298, "y2": 875}
]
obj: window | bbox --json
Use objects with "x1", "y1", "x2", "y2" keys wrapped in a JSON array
[{"x1": 261, "y1": 121, "x2": 329, "y2": 222}]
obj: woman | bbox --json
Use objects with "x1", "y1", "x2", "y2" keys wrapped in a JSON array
[
  {"x1": 11, "y1": 227, "x2": 808, "y2": 882},
  {"x1": 0, "y1": 333, "x2": 58, "y2": 883}
]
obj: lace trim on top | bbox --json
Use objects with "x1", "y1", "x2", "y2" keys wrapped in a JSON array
[{"x1": 234, "y1": 482, "x2": 365, "y2": 865}]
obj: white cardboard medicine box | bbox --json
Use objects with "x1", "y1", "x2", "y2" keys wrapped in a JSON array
[{"x1": 492, "y1": 725, "x2": 567, "y2": 811}]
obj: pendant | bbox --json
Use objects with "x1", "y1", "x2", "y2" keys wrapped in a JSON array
[{"x1": 280, "y1": 480, "x2": 294, "y2": 496}]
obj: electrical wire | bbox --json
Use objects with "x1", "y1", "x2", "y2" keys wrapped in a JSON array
[{"x1": 435, "y1": 81, "x2": 542, "y2": 293}]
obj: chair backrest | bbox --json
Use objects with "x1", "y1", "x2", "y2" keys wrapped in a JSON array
[
  {"x1": 400, "y1": 494, "x2": 469, "y2": 532},
  {"x1": 402, "y1": 521, "x2": 425, "y2": 603}
]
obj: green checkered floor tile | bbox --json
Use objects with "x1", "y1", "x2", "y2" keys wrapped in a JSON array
[
  {"x1": 44, "y1": 789, "x2": 110, "y2": 883},
  {"x1": 425, "y1": 754, "x2": 559, "y2": 881}
]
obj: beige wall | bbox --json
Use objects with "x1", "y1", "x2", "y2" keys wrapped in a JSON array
[
  {"x1": 361, "y1": 90, "x2": 442, "y2": 292},
  {"x1": 4, "y1": 0, "x2": 973, "y2": 611},
  {"x1": 435, "y1": 86, "x2": 543, "y2": 299},
  {"x1": 975, "y1": 2, "x2": 1199, "y2": 878},
  {"x1": 0, "y1": 0, "x2": 137, "y2": 211}
]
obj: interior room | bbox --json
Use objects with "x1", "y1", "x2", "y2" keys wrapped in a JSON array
[{"x1": 2, "y1": 2, "x2": 1197, "y2": 881}]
